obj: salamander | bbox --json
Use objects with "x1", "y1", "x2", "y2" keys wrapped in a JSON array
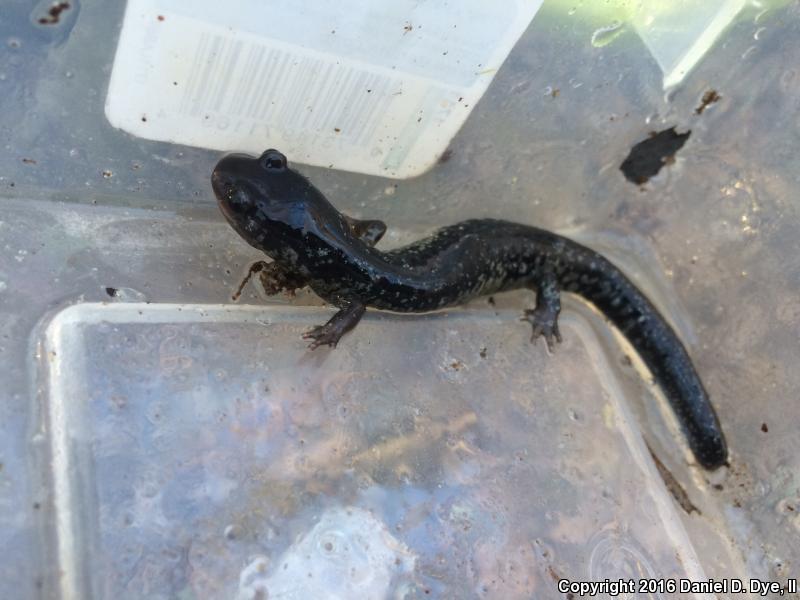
[{"x1": 211, "y1": 149, "x2": 728, "y2": 470}]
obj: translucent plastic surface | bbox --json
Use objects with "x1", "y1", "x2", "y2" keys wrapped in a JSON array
[
  {"x1": 40, "y1": 303, "x2": 739, "y2": 599},
  {"x1": 1, "y1": 1, "x2": 799, "y2": 599}
]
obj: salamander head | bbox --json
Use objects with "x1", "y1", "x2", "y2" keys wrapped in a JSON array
[
  {"x1": 212, "y1": 149, "x2": 300, "y2": 225},
  {"x1": 212, "y1": 149, "x2": 333, "y2": 256}
]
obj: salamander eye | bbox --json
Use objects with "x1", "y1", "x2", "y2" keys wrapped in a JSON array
[{"x1": 260, "y1": 149, "x2": 287, "y2": 171}]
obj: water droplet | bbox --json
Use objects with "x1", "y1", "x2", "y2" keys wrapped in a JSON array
[
  {"x1": 224, "y1": 524, "x2": 242, "y2": 540},
  {"x1": 7, "y1": 38, "x2": 21, "y2": 49},
  {"x1": 591, "y1": 21, "x2": 624, "y2": 48},
  {"x1": 754, "y1": 8, "x2": 769, "y2": 24},
  {"x1": 742, "y1": 45, "x2": 757, "y2": 60}
]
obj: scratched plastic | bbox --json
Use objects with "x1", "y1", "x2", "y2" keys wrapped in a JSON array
[
  {"x1": 39, "y1": 300, "x2": 739, "y2": 599},
  {"x1": 2, "y1": 2, "x2": 800, "y2": 600}
]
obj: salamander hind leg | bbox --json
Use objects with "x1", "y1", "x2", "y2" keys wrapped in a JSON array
[
  {"x1": 303, "y1": 301, "x2": 366, "y2": 349},
  {"x1": 232, "y1": 261, "x2": 308, "y2": 301},
  {"x1": 522, "y1": 275, "x2": 562, "y2": 352}
]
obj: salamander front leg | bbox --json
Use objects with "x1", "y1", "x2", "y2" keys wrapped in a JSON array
[
  {"x1": 232, "y1": 261, "x2": 308, "y2": 301},
  {"x1": 522, "y1": 275, "x2": 562, "y2": 352},
  {"x1": 303, "y1": 301, "x2": 366, "y2": 349}
]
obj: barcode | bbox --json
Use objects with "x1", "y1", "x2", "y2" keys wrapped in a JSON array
[{"x1": 179, "y1": 33, "x2": 401, "y2": 147}]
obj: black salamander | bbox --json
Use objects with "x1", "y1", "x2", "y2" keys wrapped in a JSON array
[{"x1": 211, "y1": 149, "x2": 728, "y2": 470}]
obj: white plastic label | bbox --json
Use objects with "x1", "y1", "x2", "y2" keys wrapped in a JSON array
[{"x1": 105, "y1": 0, "x2": 542, "y2": 178}]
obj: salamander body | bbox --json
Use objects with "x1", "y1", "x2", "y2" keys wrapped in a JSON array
[{"x1": 212, "y1": 149, "x2": 728, "y2": 470}]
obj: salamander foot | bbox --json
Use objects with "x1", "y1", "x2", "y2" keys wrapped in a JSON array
[
  {"x1": 522, "y1": 307, "x2": 562, "y2": 352},
  {"x1": 303, "y1": 302, "x2": 366, "y2": 350}
]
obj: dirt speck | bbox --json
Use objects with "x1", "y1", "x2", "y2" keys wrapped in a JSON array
[
  {"x1": 695, "y1": 89, "x2": 721, "y2": 115},
  {"x1": 110, "y1": 395, "x2": 127, "y2": 409},
  {"x1": 761, "y1": 422, "x2": 768, "y2": 433},
  {"x1": 38, "y1": 2, "x2": 71, "y2": 25},
  {"x1": 479, "y1": 347, "x2": 487, "y2": 359},
  {"x1": 157, "y1": 14, "x2": 165, "y2": 22},
  {"x1": 21, "y1": 158, "x2": 37, "y2": 165}
]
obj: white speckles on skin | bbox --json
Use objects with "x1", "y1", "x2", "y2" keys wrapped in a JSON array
[{"x1": 281, "y1": 247, "x2": 300, "y2": 263}]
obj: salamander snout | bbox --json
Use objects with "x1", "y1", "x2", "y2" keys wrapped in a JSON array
[
  {"x1": 211, "y1": 153, "x2": 252, "y2": 200},
  {"x1": 211, "y1": 154, "x2": 261, "y2": 222},
  {"x1": 210, "y1": 169, "x2": 234, "y2": 199}
]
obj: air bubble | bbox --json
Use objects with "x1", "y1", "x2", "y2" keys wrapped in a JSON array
[{"x1": 591, "y1": 22, "x2": 624, "y2": 48}]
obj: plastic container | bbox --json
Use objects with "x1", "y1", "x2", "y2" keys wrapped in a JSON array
[{"x1": 1, "y1": 1, "x2": 798, "y2": 598}]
